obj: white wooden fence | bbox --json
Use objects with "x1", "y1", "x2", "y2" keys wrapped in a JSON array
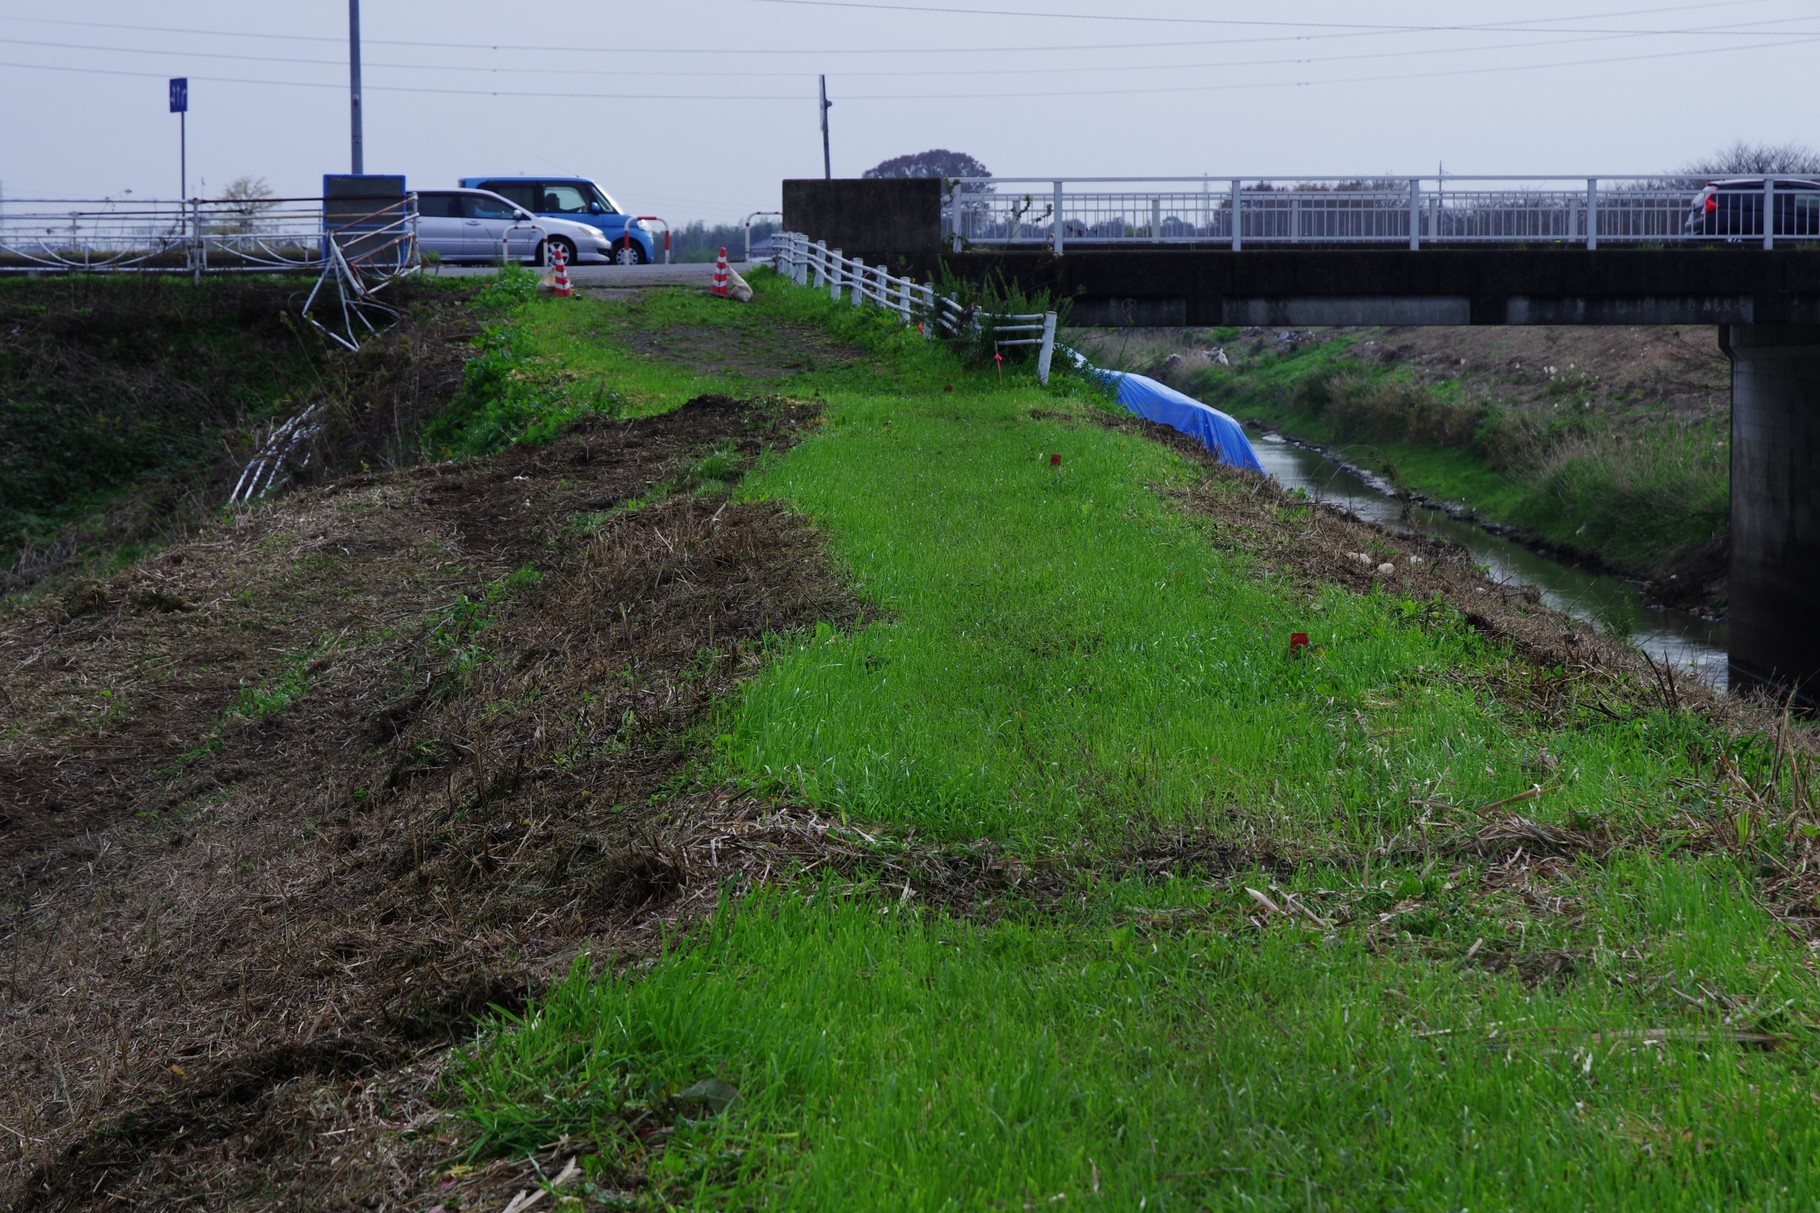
[{"x1": 771, "y1": 232, "x2": 1057, "y2": 385}]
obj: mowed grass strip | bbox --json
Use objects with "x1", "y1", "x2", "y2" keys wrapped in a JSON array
[{"x1": 453, "y1": 272, "x2": 1820, "y2": 1210}]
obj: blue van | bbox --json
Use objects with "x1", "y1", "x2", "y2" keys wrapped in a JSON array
[{"x1": 458, "y1": 176, "x2": 655, "y2": 264}]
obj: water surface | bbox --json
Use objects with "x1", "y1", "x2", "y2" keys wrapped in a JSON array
[{"x1": 1250, "y1": 431, "x2": 1729, "y2": 688}]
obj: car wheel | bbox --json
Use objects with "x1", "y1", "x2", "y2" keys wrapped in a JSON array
[
  {"x1": 613, "y1": 239, "x2": 646, "y2": 266},
  {"x1": 541, "y1": 236, "x2": 578, "y2": 267}
]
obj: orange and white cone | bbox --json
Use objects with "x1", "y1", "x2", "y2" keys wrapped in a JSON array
[
  {"x1": 711, "y1": 246, "x2": 730, "y2": 297},
  {"x1": 551, "y1": 242, "x2": 573, "y2": 297}
]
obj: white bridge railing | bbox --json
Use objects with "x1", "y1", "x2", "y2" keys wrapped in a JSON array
[
  {"x1": 772, "y1": 232, "x2": 1057, "y2": 383},
  {"x1": 944, "y1": 175, "x2": 1810, "y2": 253}
]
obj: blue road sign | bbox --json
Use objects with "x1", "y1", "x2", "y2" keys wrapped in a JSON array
[{"x1": 169, "y1": 78, "x2": 188, "y2": 113}]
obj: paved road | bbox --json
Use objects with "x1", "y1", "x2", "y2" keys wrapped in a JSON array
[{"x1": 438, "y1": 260, "x2": 766, "y2": 287}]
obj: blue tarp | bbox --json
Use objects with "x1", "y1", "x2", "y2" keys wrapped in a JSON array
[{"x1": 1095, "y1": 368, "x2": 1263, "y2": 473}]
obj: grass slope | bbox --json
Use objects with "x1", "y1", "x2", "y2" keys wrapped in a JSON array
[
  {"x1": 449, "y1": 273, "x2": 1820, "y2": 1210},
  {"x1": 0, "y1": 274, "x2": 476, "y2": 593}
]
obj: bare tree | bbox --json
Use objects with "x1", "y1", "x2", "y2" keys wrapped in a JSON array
[
  {"x1": 213, "y1": 175, "x2": 278, "y2": 235},
  {"x1": 1679, "y1": 141, "x2": 1820, "y2": 177}
]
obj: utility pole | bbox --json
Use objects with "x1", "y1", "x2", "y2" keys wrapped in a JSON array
[
  {"x1": 349, "y1": 0, "x2": 365, "y2": 174},
  {"x1": 819, "y1": 75, "x2": 832, "y2": 180}
]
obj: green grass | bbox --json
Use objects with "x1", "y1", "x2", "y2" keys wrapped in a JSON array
[
  {"x1": 1173, "y1": 339, "x2": 1729, "y2": 578},
  {"x1": 422, "y1": 266, "x2": 993, "y2": 459},
  {"x1": 448, "y1": 272, "x2": 1820, "y2": 1210}
]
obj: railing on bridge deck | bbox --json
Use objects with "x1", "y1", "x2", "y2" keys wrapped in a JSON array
[{"x1": 944, "y1": 176, "x2": 1814, "y2": 254}]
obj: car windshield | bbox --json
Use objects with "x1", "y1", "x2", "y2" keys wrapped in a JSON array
[{"x1": 583, "y1": 184, "x2": 622, "y2": 215}]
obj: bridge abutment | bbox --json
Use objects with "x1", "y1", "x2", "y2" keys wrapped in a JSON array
[{"x1": 1723, "y1": 324, "x2": 1820, "y2": 705}]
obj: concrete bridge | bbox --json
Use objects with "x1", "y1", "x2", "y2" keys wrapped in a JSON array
[{"x1": 784, "y1": 178, "x2": 1820, "y2": 705}]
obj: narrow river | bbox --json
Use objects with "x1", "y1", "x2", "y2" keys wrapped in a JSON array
[{"x1": 1249, "y1": 430, "x2": 1731, "y2": 688}]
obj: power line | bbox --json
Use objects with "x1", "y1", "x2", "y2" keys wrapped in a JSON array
[
  {"x1": 0, "y1": 61, "x2": 804, "y2": 101},
  {"x1": 745, "y1": 0, "x2": 1782, "y2": 31},
  {"x1": 0, "y1": 1, "x2": 1802, "y2": 58},
  {"x1": 844, "y1": 31, "x2": 1820, "y2": 99},
  {"x1": 6, "y1": 15, "x2": 1807, "y2": 80},
  {"x1": 0, "y1": 22, "x2": 1810, "y2": 103}
]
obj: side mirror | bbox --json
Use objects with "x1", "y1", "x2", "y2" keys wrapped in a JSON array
[{"x1": 590, "y1": 201, "x2": 604, "y2": 214}]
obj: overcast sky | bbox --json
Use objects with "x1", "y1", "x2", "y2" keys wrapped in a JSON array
[{"x1": 3, "y1": 0, "x2": 1817, "y2": 222}]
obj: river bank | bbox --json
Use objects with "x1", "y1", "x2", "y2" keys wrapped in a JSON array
[{"x1": 1070, "y1": 323, "x2": 1732, "y2": 617}]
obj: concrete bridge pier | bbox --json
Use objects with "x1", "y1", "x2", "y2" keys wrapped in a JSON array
[{"x1": 1724, "y1": 325, "x2": 1820, "y2": 706}]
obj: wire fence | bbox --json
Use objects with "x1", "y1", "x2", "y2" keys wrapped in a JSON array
[{"x1": 0, "y1": 195, "x2": 422, "y2": 275}]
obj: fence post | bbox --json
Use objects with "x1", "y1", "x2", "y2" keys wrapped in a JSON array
[
  {"x1": 1408, "y1": 178, "x2": 1421, "y2": 250},
  {"x1": 1586, "y1": 178, "x2": 1598, "y2": 250},
  {"x1": 1052, "y1": 180, "x2": 1064, "y2": 256},
  {"x1": 1230, "y1": 178, "x2": 1242, "y2": 251},
  {"x1": 897, "y1": 274, "x2": 912, "y2": 322},
  {"x1": 1764, "y1": 178, "x2": 1776, "y2": 250},
  {"x1": 851, "y1": 257, "x2": 866, "y2": 307},
  {"x1": 829, "y1": 249, "x2": 843, "y2": 301},
  {"x1": 1037, "y1": 312, "x2": 1057, "y2": 386}
]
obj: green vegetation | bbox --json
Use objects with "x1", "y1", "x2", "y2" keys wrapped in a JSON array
[
  {"x1": 0, "y1": 276, "x2": 329, "y2": 565},
  {"x1": 447, "y1": 270, "x2": 1820, "y2": 1209},
  {"x1": 1165, "y1": 333, "x2": 1728, "y2": 580},
  {"x1": 0, "y1": 273, "x2": 476, "y2": 592}
]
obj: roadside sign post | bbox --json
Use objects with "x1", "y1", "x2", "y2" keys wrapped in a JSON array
[
  {"x1": 169, "y1": 77, "x2": 188, "y2": 201},
  {"x1": 170, "y1": 77, "x2": 193, "y2": 278}
]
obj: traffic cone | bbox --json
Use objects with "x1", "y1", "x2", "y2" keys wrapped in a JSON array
[
  {"x1": 551, "y1": 242, "x2": 573, "y2": 297},
  {"x1": 711, "y1": 246, "x2": 730, "y2": 297}
]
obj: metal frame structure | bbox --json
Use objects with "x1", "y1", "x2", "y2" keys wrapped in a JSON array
[
  {"x1": 943, "y1": 175, "x2": 1811, "y2": 254},
  {"x1": 0, "y1": 192, "x2": 421, "y2": 351}
]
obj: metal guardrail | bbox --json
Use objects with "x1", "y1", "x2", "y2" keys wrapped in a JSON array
[
  {"x1": 0, "y1": 194, "x2": 420, "y2": 351},
  {"x1": 0, "y1": 195, "x2": 408, "y2": 274},
  {"x1": 943, "y1": 175, "x2": 1816, "y2": 253},
  {"x1": 772, "y1": 232, "x2": 1056, "y2": 384}
]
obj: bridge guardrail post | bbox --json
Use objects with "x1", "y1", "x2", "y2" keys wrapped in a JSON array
[
  {"x1": 1408, "y1": 178, "x2": 1421, "y2": 251},
  {"x1": 1586, "y1": 178, "x2": 1599, "y2": 250},
  {"x1": 1764, "y1": 178, "x2": 1776, "y2": 250},
  {"x1": 1052, "y1": 180, "x2": 1064, "y2": 256},
  {"x1": 1230, "y1": 179, "x2": 1242, "y2": 251},
  {"x1": 1036, "y1": 312, "x2": 1056, "y2": 386}
]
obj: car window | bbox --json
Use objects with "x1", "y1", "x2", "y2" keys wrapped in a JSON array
[
  {"x1": 541, "y1": 185, "x2": 590, "y2": 214},
  {"x1": 582, "y1": 184, "x2": 621, "y2": 215},
  {"x1": 465, "y1": 195, "x2": 519, "y2": 221},
  {"x1": 479, "y1": 181, "x2": 538, "y2": 210},
  {"x1": 417, "y1": 194, "x2": 461, "y2": 219}
]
